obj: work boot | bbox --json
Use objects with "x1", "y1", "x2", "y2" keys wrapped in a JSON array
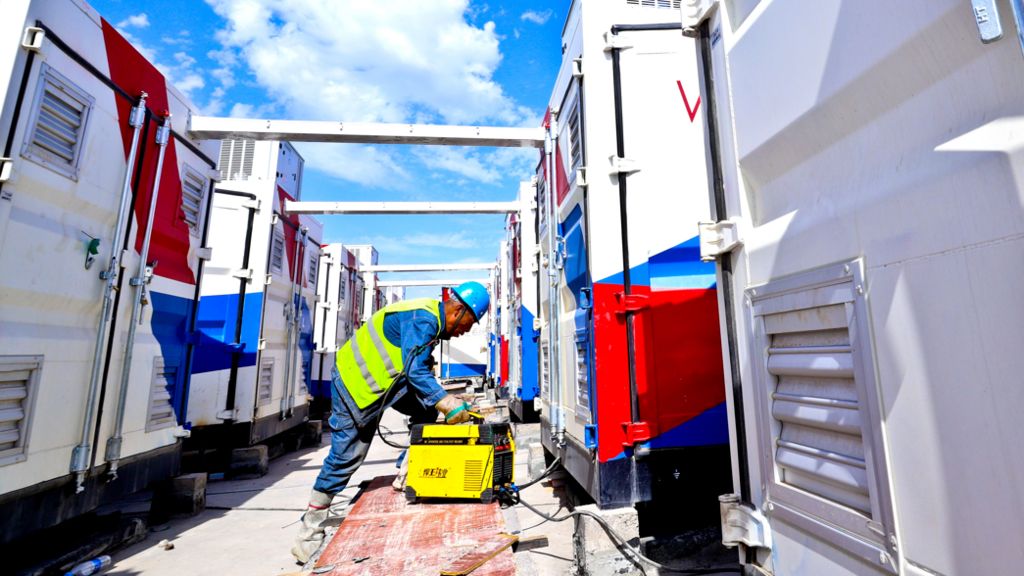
[
  {"x1": 291, "y1": 490, "x2": 333, "y2": 564},
  {"x1": 392, "y1": 451, "x2": 409, "y2": 491}
]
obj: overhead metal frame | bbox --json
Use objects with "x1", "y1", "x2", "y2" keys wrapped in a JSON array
[
  {"x1": 376, "y1": 278, "x2": 491, "y2": 288},
  {"x1": 365, "y1": 263, "x2": 493, "y2": 273},
  {"x1": 188, "y1": 116, "x2": 545, "y2": 148},
  {"x1": 284, "y1": 201, "x2": 519, "y2": 215}
]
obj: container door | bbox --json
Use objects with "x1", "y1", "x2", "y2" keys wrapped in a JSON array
[{"x1": 703, "y1": 2, "x2": 1024, "y2": 575}]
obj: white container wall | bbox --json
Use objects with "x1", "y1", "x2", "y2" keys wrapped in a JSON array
[{"x1": 696, "y1": 1, "x2": 1024, "y2": 574}]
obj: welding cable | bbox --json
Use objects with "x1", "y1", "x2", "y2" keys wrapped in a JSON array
[
  {"x1": 372, "y1": 304, "x2": 475, "y2": 449},
  {"x1": 515, "y1": 456, "x2": 562, "y2": 491},
  {"x1": 371, "y1": 340, "x2": 436, "y2": 450},
  {"x1": 511, "y1": 492, "x2": 743, "y2": 575}
]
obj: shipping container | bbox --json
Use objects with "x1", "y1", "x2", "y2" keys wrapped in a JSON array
[
  {"x1": 187, "y1": 139, "x2": 322, "y2": 450},
  {"x1": 537, "y1": 0, "x2": 731, "y2": 512}
]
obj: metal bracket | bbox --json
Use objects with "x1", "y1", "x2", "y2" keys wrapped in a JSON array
[
  {"x1": 603, "y1": 31, "x2": 633, "y2": 51},
  {"x1": 0, "y1": 158, "x2": 12, "y2": 183},
  {"x1": 720, "y1": 494, "x2": 774, "y2": 573},
  {"x1": 258, "y1": 338, "x2": 267, "y2": 351},
  {"x1": 615, "y1": 292, "x2": 649, "y2": 313},
  {"x1": 576, "y1": 167, "x2": 587, "y2": 188},
  {"x1": 682, "y1": 0, "x2": 719, "y2": 32},
  {"x1": 621, "y1": 421, "x2": 651, "y2": 446},
  {"x1": 265, "y1": 273, "x2": 273, "y2": 286},
  {"x1": 608, "y1": 155, "x2": 640, "y2": 176},
  {"x1": 972, "y1": 0, "x2": 1004, "y2": 43},
  {"x1": 698, "y1": 219, "x2": 742, "y2": 262},
  {"x1": 195, "y1": 246, "x2": 213, "y2": 260},
  {"x1": 572, "y1": 57, "x2": 584, "y2": 79},
  {"x1": 21, "y1": 27, "x2": 45, "y2": 51},
  {"x1": 216, "y1": 409, "x2": 238, "y2": 421},
  {"x1": 231, "y1": 266, "x2": 252, "y2": 280}
]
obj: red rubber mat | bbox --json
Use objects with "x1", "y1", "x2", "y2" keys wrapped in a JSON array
[{"x1": 314, "y1": 475, "x2": 516, "y2": 576}]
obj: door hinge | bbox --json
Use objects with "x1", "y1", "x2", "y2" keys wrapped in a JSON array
[
  {"x1": 608, "y1": 155, "x2": 640, "y2": 176},
  {"x1": 216, "y1": 409, "x2": 240, "y2": 421},
  {"x1": 572, "y1": 57, "x2": 584, "y2": 79},
  {"x1": 603, "y1": 32, "x2": 633, "y2": 52},
  {"x1": 21, "y1": 27, "x2": 45, "y2": 51},
  {"x1": 621, "y1": 421, "x2": 651, "y2": 447},
  {"x1": 231, "y1": 268, "x2": 253, "y2": 281},
  {"x1": 720, "y1": 494, "x2": 774, "y2": 573},
  {"x1": 242, "y1": 198, "x2": 261, "y2": 211},
  {"x1": 0, "y1": 158, "x2": 13, "y2": 183},
  {"x1": 682, "y1": 0, "x2": 720, "y2": 32},
  {"x1": 614, "y1": 292, "x2": 649, "y2": 313},
  {"x1": 972, "y1": 0, "x2": 1004, "y2": 43},
  {"x1": 196, "y1": 246, "x2": 213, "y2": 261},
  {"x1": 576, "y1": 167, "x2": 588, "y2": 188},
  {"x1": 698, "y1": 219, "x2": 742, "y2": 262},
  {"x1": 258, "y1": 338, "x2": 267, "y2": 351}
]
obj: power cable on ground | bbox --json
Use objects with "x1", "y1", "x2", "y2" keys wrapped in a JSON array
[{"x1": 503, "y1": 457, "x2": 743, "y2": 576}]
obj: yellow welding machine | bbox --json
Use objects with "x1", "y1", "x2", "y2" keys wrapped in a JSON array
[{"x1": 404, "y1": 422, "x2": 514, "y2": 503}]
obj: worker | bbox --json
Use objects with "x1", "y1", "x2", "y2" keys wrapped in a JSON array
[{"x1": 291, "y1": 281, "x2": 490, "y2": 563}]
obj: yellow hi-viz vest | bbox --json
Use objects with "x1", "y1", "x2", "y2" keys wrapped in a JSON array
[{"x1": 336, "y1": 298, "x2": 442, "y2": 409}]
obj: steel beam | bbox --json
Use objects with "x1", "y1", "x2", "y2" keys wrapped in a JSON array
[
  {"x1": 284, "y1": 201, "x2": 519, "y2": 215},
  {"x1": 376, "y1": 278, "x2": 491, "y2": 288},
  {"x1": 365, "y1": 263, "x2": 493, "y2": 273},
  {"x1": 188, "y1": 116, "x2": 545, "y2": 148}
]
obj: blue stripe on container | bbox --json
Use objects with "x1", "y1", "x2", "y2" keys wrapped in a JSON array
[{"x1": 191, "y1": 292, "x2": 264, "y2": 374}]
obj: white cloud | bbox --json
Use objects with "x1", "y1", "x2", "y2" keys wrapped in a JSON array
[
  {"x1": 297, "y1": 144, "x2": 411, "y2": 190},
  {"x1": 352, "y1": 231, "x2": 481, "y2": 257},
  {"x1": 520, "y1": 9, "x2": 553, "y2": 25},
  {"x1": 413, "y1": 145, "x2": 536, "y2": 186},
  {"x1": 117, "y1": 13, "x2": 150, "y2": 29},
  {"x1": 205, "y1": 0, "x2": 536, "y2": 185}
]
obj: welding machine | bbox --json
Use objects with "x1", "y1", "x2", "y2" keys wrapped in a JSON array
[{"x1": 404, "y1": 422, "x2": 514, "y2": 503}]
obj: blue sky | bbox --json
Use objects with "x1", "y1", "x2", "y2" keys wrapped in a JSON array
[{"x1": 91, "y1": 0, "x2": 567, "y2": 297}]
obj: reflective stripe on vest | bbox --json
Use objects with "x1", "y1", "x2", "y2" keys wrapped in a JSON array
[{"x1": 336, "y1": 298, "x2": 441, "y2": 409}]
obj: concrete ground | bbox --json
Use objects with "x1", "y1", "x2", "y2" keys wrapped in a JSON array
[{"x1": 109, "y1": 413, "x2": 575, "y2": 575}]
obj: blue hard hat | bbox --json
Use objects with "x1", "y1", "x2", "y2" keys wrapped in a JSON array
[{"x1": 453, "y1": 281, "x2": 489, "y2": 321}]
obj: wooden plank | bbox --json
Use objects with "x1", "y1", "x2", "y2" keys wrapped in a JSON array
[
  {"x1": 440, "y1": 533, "x2": 518, "y2": 575},
  {"x1": 314, "y1": 476, "x2": 515, "y2": 576}
]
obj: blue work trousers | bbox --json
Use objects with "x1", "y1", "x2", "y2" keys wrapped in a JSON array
[{"x1": 312, "y1": 380, "x2": 437, "y2": 496}]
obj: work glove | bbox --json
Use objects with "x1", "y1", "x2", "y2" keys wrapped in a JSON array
[{"x1": 435, "y1": 393, "x2": 473, "y2": 424}]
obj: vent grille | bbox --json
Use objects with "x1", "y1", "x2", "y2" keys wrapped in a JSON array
[
  {"x1": 23, "y1": 65, "x2": 93, "y2": 179},
  {"x1": 258, "y1": 359, "x2": 274, "y2": 405},
  {"x1": 567, "y1": 101, "x2": 583, "y2": 173},
  {"x1": 539, "y1": 344, "x2": 550, "y2": 398},
  {"x1": 146, "y1": 360, "x2": 178, "y2": 431},
  {"x1": 270, "y1": 229, "x2": 285, "y2": 274},
  {"x1": 464, "y1": 460, "x2": 484, "y2": 491},
  {"x1": 625, "y1": 0, "x2": 682, "y2": 7},
  {"x1": 766, "y1": 304, "x2": 869, "y2": 515},
  {"x1": 218, "y1": 138, "x2": 255, "y2": 181},
  {"x1": 308, "y1": 251, "x2": 319, "y2": 287},
  {"x1": 0, "y1": 357, "x2": 41, "y2": 465},
  {"x1": 180, "y1": 166, "x2": 207, "y2": 232}
]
